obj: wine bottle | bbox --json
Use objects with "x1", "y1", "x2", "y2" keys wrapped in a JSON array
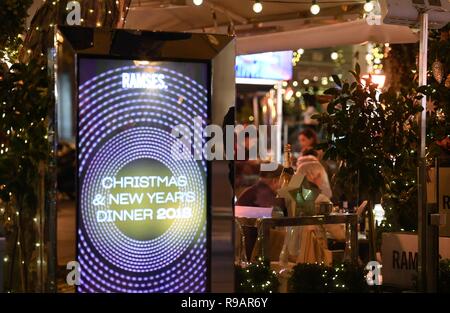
[
  {"x1": 274, "y1": 144, "x2": 294, "y2": 217},
  {"x1": 278, "y1": 144, "x2": 294, "y2": 188}
]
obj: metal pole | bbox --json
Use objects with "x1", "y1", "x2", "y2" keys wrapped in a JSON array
[
  {"x1": 427, "y1": 158, "x2": 439, "y2": 292},
  {"x1": 417, "y1": 11, "x2": 429, "y2": 292}
]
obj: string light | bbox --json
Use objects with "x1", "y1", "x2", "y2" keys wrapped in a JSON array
[
  {"x1": 310, "y1": 0, "x2": 320, "y2": 15},
  {"x1": 193, "y1": 0, "x2": 203, "y2": 5},
  {"x1": 364, "y1": 0, "x2": 374, "y2": 13},
  {"x1": 292, "y1": 48, "x2": 304, "y2": 66},
  {"x1": 236, "y1": 258, "x2": 279, "y2": 292},
  {"x1": 330, "y1": 51, "x2": 339, "y2": 60},
  {"x1": 253, "y1": 1, "x2": 263, "y2": 14}
]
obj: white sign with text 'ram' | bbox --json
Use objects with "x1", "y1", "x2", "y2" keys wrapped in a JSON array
[{"x1": 381, "y1": 232, "x2": 450, "y2": 288}]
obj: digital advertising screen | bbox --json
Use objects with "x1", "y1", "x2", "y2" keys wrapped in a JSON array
[
  {"x1": 76, "y1": 57, "x2": 210, "y2": 293},
  {"x1": 235, "y1": 50, "x2": 293, "y2": 81}
]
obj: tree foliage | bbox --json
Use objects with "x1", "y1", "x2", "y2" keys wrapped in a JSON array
[
  {"x1": 313, "y1": 65, "x2": 422, "y2": 231},
  {"x1": 0, "y1": 0, "x2": 32, "y2": 47}
]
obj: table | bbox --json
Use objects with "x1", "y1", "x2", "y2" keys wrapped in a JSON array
[{"x1": 236, "y1": 213, "x2": 359, "y2": 264}]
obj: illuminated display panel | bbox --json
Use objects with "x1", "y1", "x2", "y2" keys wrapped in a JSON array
[
  {"x1": 76, "y1": 57, "x2": 210, "y2": 293},
  {"x1": 235, "y1": 50, "x2": 293, "y2": 81}
]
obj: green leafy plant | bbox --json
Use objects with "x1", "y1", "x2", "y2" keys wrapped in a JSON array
[
  {"x1": 385, "y1": 26, "x2": 450, "y2": 159},
  {"x1": 288, "y1": 262, "x2": 369, "y2": 293},
  {"x1": 288, "y1": 263, "x2": 330, "y2": 293},
  {"x1": 313, "y1": 65, "x2": 422, "y2": 233},
  {"x1": 0, "y1": 60, "x2": 51, "y2": 291},
  {"x1": 427, "y1": 25, "x2": 450, "y2": 153},
  {"x1": 0, "y1": 0, "x2": 132, "y2": 293},
  {"x1": 235, "y1": 258, "x2": 280, "y2": 293},
  {"x1": 330, "y1": 262, "x2": 369, "y2": 293},
  {"x1": 0, "y1": 0, "x2": 32, "y2": 59}
]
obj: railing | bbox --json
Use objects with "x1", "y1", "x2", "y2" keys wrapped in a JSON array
[{"x1": 236, "y1": 213, "x2": 359, "y2": 265}]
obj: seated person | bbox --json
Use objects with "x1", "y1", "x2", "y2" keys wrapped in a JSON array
[
  {"x1": 236, "y1": 163, "x2": 285, "y2": 212},
  {"x1": 297, "y1": 149, "x2": 345, "y2": 241},
  {"x1": 236, "y1": 163, "x2": 286, "y2": 260},
  {"x1": 298, "y1": 128, "x2": 323, "y2": 159},
  {"x1": 296, "y1": 149, "x2": 331, "y2": 199},
  {"x1": 282, "y1": 150, "x2": 344, "y2": 264}
]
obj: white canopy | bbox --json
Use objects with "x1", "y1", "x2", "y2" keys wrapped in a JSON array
[
  {"x1": 236, "y1": 19, "x2": 418, "y2": 55},
  {"x1": 27, "y1": 0, "x2": 420, "y2": 54}
]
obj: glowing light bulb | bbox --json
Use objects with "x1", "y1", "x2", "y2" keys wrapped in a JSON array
[
  {"x1": 253, "y1": 1, "x2": 263, "y2": 13},
  {"x1": 193, "y1": 0, "x2": 203, "y2": 6},
  {"x1": 374, "y1": 204, "x2": 385, "y2": 226},
  {"x1": 310, "y1": 1, "x2": 320, "y2": 15},
  {"x1": 364, "y1": 0, "x2": 374, "y2": 13},
  {"x1": 331, "y1": 52, "x2": 339, "y2": 60}
]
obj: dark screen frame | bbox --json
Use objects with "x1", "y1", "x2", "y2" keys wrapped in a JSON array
[{"x1": 75, "y1": 53, "x2": 212, "y2": 293}]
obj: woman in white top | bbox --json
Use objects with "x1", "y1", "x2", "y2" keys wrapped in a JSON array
[
  {"x1": 283, "y1": 150, "x2": 344, "y2": 265},
  {"x1": 296, "y1": 151, "x2": 332, "y2": 199}
]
